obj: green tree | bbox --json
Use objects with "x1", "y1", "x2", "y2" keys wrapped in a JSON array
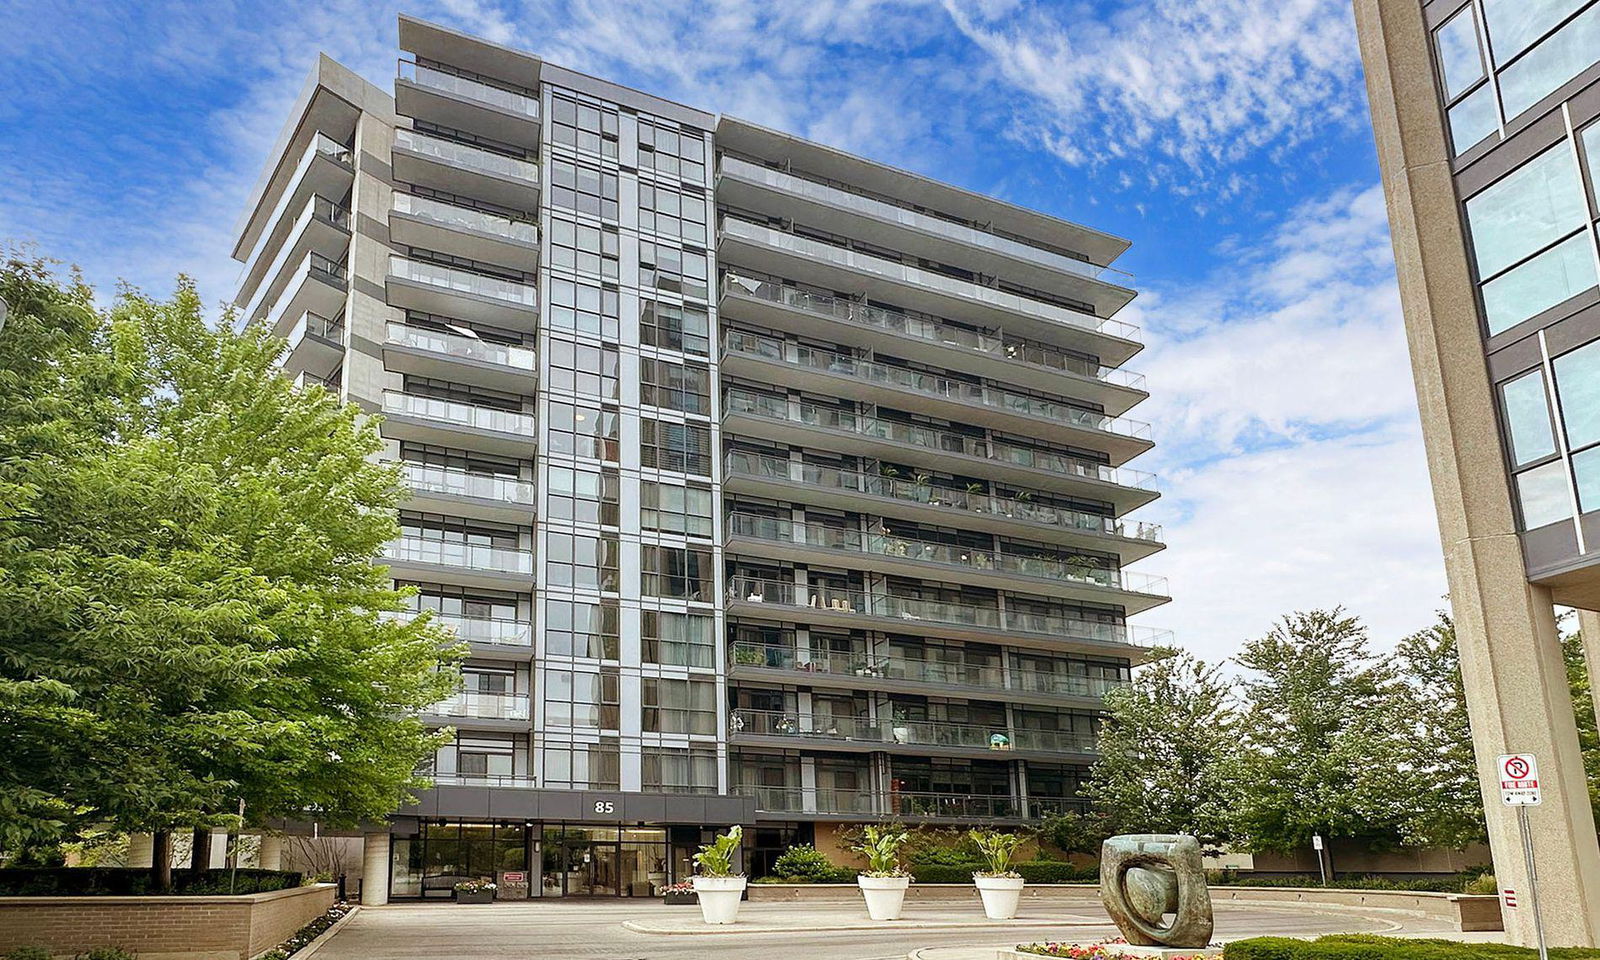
[
  {"x1": 0, "y1": 256, "x2": 461, "y2": 879},
  {"x1": 1228, "y1": 608, "x2": 1405, "y2": 854},
  {"x1": 1083, "y1": 646, "x2": 1237, "y2": 850},
  {"x1": 1386, "y1": 611, "x2": 1486, "y2": 848},
  {"x1": 1562, "y1": 627, "x2": 1600, "y2": 831}
]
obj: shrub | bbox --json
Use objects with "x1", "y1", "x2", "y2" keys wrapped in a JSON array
[
  {"x1": 770, "y1": 844, "x2": 849, "y2": 883},
  {"x1": 76, "y1": 950, "x2": 136, "y2": 960},
  {"x1": 5, "y1": 948, "x2": 53, "y2": 960},
  {"x1": 1209, "y1": 871, "x2": 1492, "y2": 894},
  {"x1": 1223, "y1": 935, "x2": 1600, "y2": 959},
  {"x1": 911, "y1": 860, "x2": 1096, "y2": 884},
  {"x1": 0, "y1": 868, "x2": 301, "y2": 897},
  {"x1": 1463, "y1": 872, "x2": 1497, "y2": 895}
]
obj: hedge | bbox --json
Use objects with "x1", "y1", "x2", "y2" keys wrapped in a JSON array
[
  {"x1": 1210, "y1": 871, "x2": 1490, "y2": 894},
  {"x1": 0, "y1": 867, "x2": 304, "y2": 896},
  {"x1": 1223, "y1": 937, "x2": 1600, "y2": 960},
  {"x1": 910, "y1": 861, "x2": 1098, "y2": 884}
]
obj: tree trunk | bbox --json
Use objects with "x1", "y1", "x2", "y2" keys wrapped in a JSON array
[
  {"x1": 152, "y1": 830, "x2": 173, "y2": 892},
  {"x1": 191, "y1": 827, "x2": 212, "y2": 873}
]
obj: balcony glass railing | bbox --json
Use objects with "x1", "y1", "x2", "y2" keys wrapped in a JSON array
[
  {"x1": 731, "y1": 708, "x2": 1092, "y2": 754},
  {"x1": 719, "y1": 216, "x2": 1140, "y2": 342},
  {"x1": 383, "y1": 390, "x2": 535, "y2": 436},
  {"x1": 745, "y1": 785, "x2": 881, "y2": 815},
  {"x1": 403, "y1": 462, "x2": 536, "y2": 504},
  {"x1": 428, "y1": 773, "x2": 537, "y2": 788},
  {"x1": 725, "y1": 513, "x2": 1167, "y2": 596},
  {"x1": 385, "y1": 536, "x2": 533, "y2": 574},
  {"x1": 389, "y1": 256, "x2": 537, "y2": 309},
  {"x1": 724, "y1": 332, "x2": 1151, "y2": 441},
  {"x1": 394, "y1": 128, "x2": 539, "y2": 183},
  {"x1": 725, "y1": 452, "x2": 1160, "y2": 543},
  {"x1": 723, "y1": 388, "x2": 1157, "y2": 492},
  {"x1": 727, "y1": 576, "x2": 1169, "y2": 648},
  {"x1": 386, "y1": 322, "x2": 536, "y2": 371},
  {"x1": 286, "y1": 311, "x2": 344, "y2": 348},
  {"x1": 723, "y1": 272, "x2": 1146, "y2": 392},
  {"x1": 745, "y1": 785, "x2": 1071, "y2": 820},
  {"x1": 386, "y1": 610, "x2": 534, "y2": 646},
  {"x1": 430, "y1": 690, "x2": 530, "y2": 720},
  {"x1": 392, "y1": 192, "x2": 538, "y2": 244},
  {"x1": 400, "y1": 60, "x2": 540, "y2": 118},
  {"x1": 718, "y1": 157, "x2": 1133, "y2": 286},
  {"x1": 730, "y1": 641, "x2": 1128, "y2": 700}
]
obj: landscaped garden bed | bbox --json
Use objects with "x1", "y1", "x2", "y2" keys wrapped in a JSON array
[
  {"x1": 0, "y1": 868, "x2": 304, "y2": 896},
  {"x1": 1221, "y1": 936, "x2": 1600, "y2": 959}
]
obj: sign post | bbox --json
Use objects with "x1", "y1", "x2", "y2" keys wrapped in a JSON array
[
  {"x1": 1312, "y1": 834, "x2": 1327, "y2": 886},
  {"x1": 1499, "y1": 753, "x2": 1547, "y2": 960}
]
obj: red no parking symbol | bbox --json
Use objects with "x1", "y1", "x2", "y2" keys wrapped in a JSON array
[{"x1": 1505, "y1": 756, "x2": 1530, "y2": 779}]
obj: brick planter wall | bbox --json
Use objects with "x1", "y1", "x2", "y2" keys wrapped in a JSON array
[{"x1": 0, "y1": 883, "x2": 337, "y2": 960}]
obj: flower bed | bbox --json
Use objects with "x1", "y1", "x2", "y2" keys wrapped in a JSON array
[
  {"x1": 1222, "y1": 936, "x2": 1600, "y2": 959},
  {"x1": 1017, "y1": 938, "x2": 1213, "y2": 958},
  {"x1": 255, "y1": 901, "x2": 354, "y2": 960}
]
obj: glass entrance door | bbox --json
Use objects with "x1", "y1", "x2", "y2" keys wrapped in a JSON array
[{"x1": 539, "y1": 826, "x2": 667, "y2": 896}]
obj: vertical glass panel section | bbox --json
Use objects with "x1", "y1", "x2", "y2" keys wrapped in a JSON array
[
  {"x1": 1497, "y1": 4, "x2": 1600, "y2": 120},
  {"x1": 1516, "y1": 460, "x2": 1573, "y2": 528},
  {"x1": 1501, "y1": 369, "x2": 1558, "y2": 465},
  {"x1": 1465, "y1": 144, "x2": 1587, "y2": 277},
  {"x1": 1449, "y1": 84, "x2": 1500, "y2": 154},
  {"x1": 1484, "y1": 0, "x2": 1587, "y2": 63},
  {"x1": 1481, "y1": 233, "x2": 1597, "y2": 333},
  {"x1": 1573, "y1": 446, "x2": 1600, "y2": 511},
  {"x1": 1554, "y1": 338, "x2": 1600, "y2": 448},
  {"x1": 1437, "y1": 10, "x2": 1486, "y2": 98},
  {"x1": 1582, "y1": 123, "x2": 1600, "y2": 200}
]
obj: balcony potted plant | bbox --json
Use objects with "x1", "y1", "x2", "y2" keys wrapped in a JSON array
[
  {"x1": 853, "y1": 824, "x2": 912, "y2": 920},
  {"x1": 453, "y1": 878, "x2": 497, "y2": 904},
  {"x1": 691, "y1": 825, "x2": 747, "y2": 924},
  {"x1": 661, "y1": 879, "x2": 698, "y2": 906},
  {"x1": 970, "y1": 829, "x2": 1026, "y2": 919}
]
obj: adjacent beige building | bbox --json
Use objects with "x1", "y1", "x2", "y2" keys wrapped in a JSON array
[{"x1": 1353, "y1": 0, "x2": 1600, "y2": 945}]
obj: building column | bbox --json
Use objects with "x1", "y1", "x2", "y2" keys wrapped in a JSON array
[
  {"x1": 1579, "y1": 610, "x2": 1600, "y2": 739},
  {"x1": 361, "y1": 832, "x2": 391, "y2": 906},
  {"x1": 126, "y1": 833, "x2": 154, "y2": 869},
  {"x1": 258, "y1": 835, "x2": 283, "y2": 871}
]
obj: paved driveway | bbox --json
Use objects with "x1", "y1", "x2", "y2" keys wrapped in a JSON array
[{"x1": 310, "y1": 898, "x2": 1446, "y2": 960}]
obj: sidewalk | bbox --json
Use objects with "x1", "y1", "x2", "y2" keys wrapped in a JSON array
[{"x1": 623, "y1": 902, "x2": 1107, "y2": 935}]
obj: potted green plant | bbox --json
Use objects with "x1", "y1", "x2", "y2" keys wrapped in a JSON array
[
  {"x1": 970, "y1": 829, "x2": 1026, "y2": 919},
  {"x1": 853, "y1": 825, "x2": 911, "y2": 920},
  {"x1": 453, "y1": 878, "x2": 496, "y2": 904},
  {"x1": 691, "y1": 825, "x2": 746, "y2": 924}
]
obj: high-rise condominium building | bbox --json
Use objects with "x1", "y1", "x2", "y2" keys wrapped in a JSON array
[
  {"x1": 228, "y1": 16, "x2": 1166, "y2": 904},
  {"x1": 1354, "y1": 0, "x2": 1600, "y2": 945}
]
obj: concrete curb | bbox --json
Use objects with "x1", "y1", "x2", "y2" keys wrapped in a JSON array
[
  {"x1": 621, "y1": 916, "x2": 1103, "y2": 936},
  {"x1": 284, "y1": 903, "x2": 361, "y2": 960}
]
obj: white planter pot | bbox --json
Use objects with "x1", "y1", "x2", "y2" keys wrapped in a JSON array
[
  {"x1": 692, "y1": 876, "x2": 747, "y2": 924},
  {"x1": 858, "y1": 874, "x2": 911, "y2": 920},
  {"x1": 974, "y1": 875, "x2": 1025, "y2": 919}
]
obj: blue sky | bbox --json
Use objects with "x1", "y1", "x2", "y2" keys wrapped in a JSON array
[{"x1": 0, "y1": 0, "x2": 1446, "y2": 663}]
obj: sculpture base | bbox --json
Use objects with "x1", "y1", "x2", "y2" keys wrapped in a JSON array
[{"x1": 1003, "y1": 946, "x2": 1221, "y2": 959}]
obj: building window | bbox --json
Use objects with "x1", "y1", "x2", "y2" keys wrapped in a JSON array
[
  {"x1": 638, "y1": 119, "x2": 707, "y2": 184},
  {"x1": 642, "y1": 610, "x2": 715, "y2": 669},
  {"x1": 548, "y1": 401, "x2": 620, "y2": 461},
  {"x1": 549, "y1": 94, "x2": 618, "y2": 158},
  {"x1": 641, "y1": 677, "x2": 717, "y2": 735},
  {"x1": 1480, "y1": 233, "x2": 1596, "y2": 335},
  {"x1": 1494, "y1": 2, "x2": 1600, "y2": 119},
  {"x1": 547, "y1": 464, "x2": 620, "y2": 525},
  {"x1": 641, "y1": 481, "x2": 713, "y2": 538},
  {"x1": 640, "y1": 418, "x2": 712, "y2": 475},
  {"x1": 639, "y1": 300, "x2": 710, "y2": 356},
  {"x1": 640, "y1": 357, "x2": 711, "y2": 414},
  {"x1": 641, "y1": 543, "x2": 714, "y2": 600},
  {"x1": 1502, "y1": 369, "x2": 1558, "y2": 466},
  {"x1": 643, "y1": 747, "x2": 717, "y2": 794},
  {"x1": 546, "y1": 530, "x2": 620, "y2": 591},
  {"x1": 639, "y1": 183, "x2": 708, "y2": 246},
  {"x1": 546, "y1": 598, "x2": 620, "y2": 660},
  {"x1": 1466, "y1": 144, "x2": 1588, "y2": 280},
  {"x1": 1516, "y1": 460, "x2": 1572, "y2": 528},
  {"x1": 550, "y1": 157, "x2": 618, "y2": 220},
  {"x1": 549, "y1": 338, "x2": 620, "y2": 400},
  {"x1": 1554, "y1": 338, "x2": 1600, "y2": 450},
  {"x1": 544, "y1": 739, "x2": 622, "y2": 790},
  {"x1": 549, "y1": 216, "x2": 619, "y2": 282},
  {"x1": 639, "y1": 241, "x2": 709, "y2": 300},
  {"x1": 1436, "y1": 8, "x2": 1486, "y2": 99},
  {"x1": 548, "y1": 276, "x2": 619, "y2": 340},
  {"x1": 545, "y1": 667, "x2": 621, "y2": 729}
]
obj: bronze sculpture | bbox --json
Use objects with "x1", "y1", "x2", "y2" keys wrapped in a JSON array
[{"x1": 1099, "y1": 834, "x2": 1214, "y2": 949}]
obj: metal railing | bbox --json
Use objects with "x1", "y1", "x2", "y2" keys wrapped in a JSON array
[
  {"x1": 386, "y1": 321, "x2": 536, "y2": 371},
  {"x1": 430, "y1": 690, "x2": 530, "y2": 720},
  {"x1": 427, "y1": 773, "x2": 538, "y2": 789},
  {"x1": 394, "y1": 128, "x2": 539, "y2": 183},
  {"x1": 384, "y1": 536, "x2": 533, "y2": 574},
  {"x1": 724, "y1": 451, "x2": 1161, "y2": 542},
  {"x1": 723, "y1": 388, "x2": 1157, "y2": 492},
  {"x1": 389, "y1": 255, "x2": 537, "y2": 309},
  {"x1": 382, "y1": 390, "x2": 536, "y2": 436},
  {"x1": 400, "y1": 60, "x2": 539, "y2": 118},
  {"x1": 727, "y1": 576, "x2": 1169, "y2": 648},
  {"x1": 392, "y1": 192, "x2": 538, "y2": 244},
  {"x1": 723, "y1": 272, "x2": 1145, "y2": 391},
  {"x1": 725, "y1": 512, "x2": 1167, "y2": 596},
  {"x1": 403, "y1": 462, "x2": 536, "y2": 504}
]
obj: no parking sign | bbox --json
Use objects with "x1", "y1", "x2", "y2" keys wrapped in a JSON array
[{"x1": 1499, "y1": 753, "x2": 1542, "y2": 806}]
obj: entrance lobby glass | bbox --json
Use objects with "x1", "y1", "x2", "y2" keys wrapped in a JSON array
[{"x1": 539, "y1": 825, "x2": 668, "y2": 897}]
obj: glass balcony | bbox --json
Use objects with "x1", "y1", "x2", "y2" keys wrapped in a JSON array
[
  {"x1": 386, "y1": 322, "x2": 536, "y2": 371},
  {"x1": 383, "y1": 390, "x2": 535, "y2": 436},
  {"x1": 731, "y1": 708, "x2": 1091, "y2": 754},
  {"x1": 433, "y1": 613, "x2": 533, "y2": 646},
  {"x1": 886, "y1": 792, "x2": 1027, "y2": 820},
  {"x1": 388, "y1": 256, "x2": 536, "y2": 309},
  {"x1": 745, "y1": 785, "x2": 1056, "y2": 820},
  {"x1": 428, "y1": 773, "x2": 537, "y2": 789},
  {"x1": 429, "y1": 690, "x2": 530, "y2": 720},
  {"x1": 726, "y1": 512, "x2": 1167, "y2": 596},
  {"x1": 728, "y1": 576, "x2": 1169, "y2": 648},
  {"x1": 287, "y1": 310, "x2": 343, "y2": 343},
  {"x1": 723, "y1": 388, "x2": 1157, "y2": 492},
  {"x1": 723, "y1": 271, "x2": 1146, "y2": 392},
  {"x1": 733, "y1": 642, "x2": 1117, "y2": 701},
  {"x1": 745, "y1": 785, "x2": 881, "y2": 816},
  {"x1": 403, "y1": 462, "x2": 535, "y2": 504},
  {"x1": 724, "y1": 332, "x2": 1152, "y2": 442},
  {"x1": 725, "y1": 452, "x2": 1161, "y2": 544},
  {"x1": 394, "y1": 128, "x2": 539, "y2": 183},
  {"x1": 384, "y1": 536, "x2": 533, "y2": 574},
  {"x1": 392, "y1": 193, "x2": 537, "y2": 244},
  {"x1": 400, "y1": 61, "x2": 539, "y2": 118}
]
